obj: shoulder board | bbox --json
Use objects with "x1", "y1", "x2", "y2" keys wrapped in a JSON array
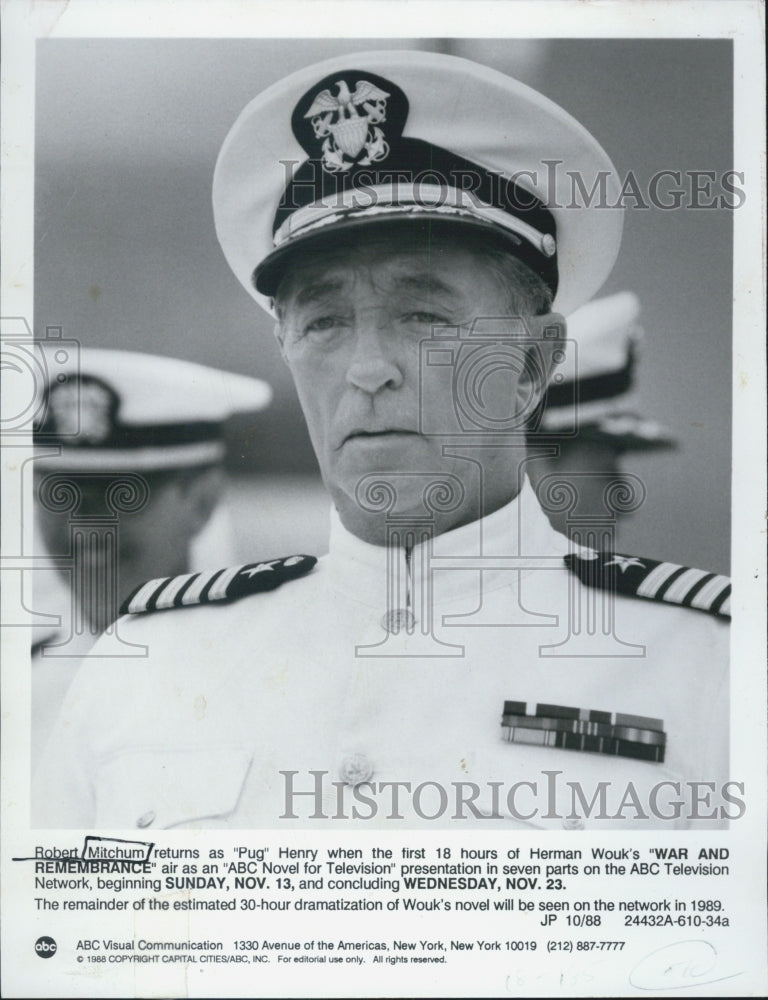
[
  {"x1": 120, "y1": 555, "x2": 317, "y2": 615},
  {"x1": 564, "y1": 550, "x2": 730, "y2": 619}
]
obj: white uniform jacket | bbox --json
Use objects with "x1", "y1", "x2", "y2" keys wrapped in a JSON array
[{"x1": 34, "y1": 482, "x2": 730, "y2": 831}]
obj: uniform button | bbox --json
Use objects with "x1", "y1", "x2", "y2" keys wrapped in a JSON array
[
  {"x1": 562, "y1": 816, "x2": 585, "y2": 830},
  {"x1": 136, "y1": 810, "x2": 156, "y2": 829},
  {"x1": 381, "y1": 608, "x2": 415, "y2": 633},
  {"x1": 339, "y1": 753, "x2": 374, "y2": 786}
]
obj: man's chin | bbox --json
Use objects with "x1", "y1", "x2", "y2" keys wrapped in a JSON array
[
  {"x1": 334, "y1": 434, "x2": 431, "y2": 478},
  {"x1": 330, "y1": 448, "x2": 463, "y2": 522}
]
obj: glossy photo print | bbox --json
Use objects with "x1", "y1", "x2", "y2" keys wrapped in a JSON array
[{"x1": 1, "y1": 3, "x2": 765, "y2": 998}]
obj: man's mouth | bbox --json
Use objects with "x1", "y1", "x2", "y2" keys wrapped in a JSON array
[{"x1": 343, "y1": 429, "x2": 420, "y2": 445}]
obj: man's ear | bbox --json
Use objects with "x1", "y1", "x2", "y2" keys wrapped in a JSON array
[
  {"x1": 183, "y1": 467, "x2": 225, "y2": 537},
  {"x1": 514, "y1": 312, "x2": 568, "y2": 411}
]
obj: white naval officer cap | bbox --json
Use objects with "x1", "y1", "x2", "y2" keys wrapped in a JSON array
[
  {"x1": 540, "y1": 291, "x2": 677, "y2": 450},
  {"x1": 33, "y1": 347, "x2": 272, "y2": 471},
  {"x1": 212, "y1": 49, "x2": 624, "y2": 317}
]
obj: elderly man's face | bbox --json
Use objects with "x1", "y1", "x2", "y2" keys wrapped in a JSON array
[{"x1": 276, "y1": 233, "x2": 556, "y2": 540}]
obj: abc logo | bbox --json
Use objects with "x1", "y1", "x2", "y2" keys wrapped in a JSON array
[{"x1": 35, "y1": 936, "x2": 57, "y2": 959}]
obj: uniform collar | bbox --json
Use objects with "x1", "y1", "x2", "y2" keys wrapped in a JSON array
[{"x1": 325, "y1": 477, "x2": 567, "y2": 610}]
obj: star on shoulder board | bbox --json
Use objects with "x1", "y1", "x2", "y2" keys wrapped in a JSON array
[
  {"x1": 120, "y1": 555, "x2": 317, "y2": 615},
  {"x1": 565, "y1": 550, "x2": 731, "y2": 618}
]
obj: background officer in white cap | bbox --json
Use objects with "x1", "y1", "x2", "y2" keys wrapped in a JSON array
[
  {"x1": 31, "y1": 347, "x2": 271, "y2": 761},
  {"x1": 527, "y1": 291, "x2": 678, "y2": 535},
  {"x1": 35, "y1": 51, "x2": 731, "y2": 831}
]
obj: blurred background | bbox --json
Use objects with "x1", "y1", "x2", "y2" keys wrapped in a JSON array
[{"x1": 34, "y1": 38, "x2": 732, "y2": 572}]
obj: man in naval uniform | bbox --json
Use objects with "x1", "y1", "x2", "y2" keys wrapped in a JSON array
[
  {"x1": 526, "y1": 291, "x2": 679, "y2": 535},
  {"x1": 34, "y1": 51, "x2": 732, "y2": 831},
  {"x1": 31, "y1": 348, "x2": 271, "y2": 767}
]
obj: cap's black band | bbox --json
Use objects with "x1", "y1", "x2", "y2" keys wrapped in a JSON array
[
  {"x1": 544, "y1": 349, "x2": 635, "y2": 410},
  {"x1": 34, "y1": 420, "x2": 223, "y2": 449}
]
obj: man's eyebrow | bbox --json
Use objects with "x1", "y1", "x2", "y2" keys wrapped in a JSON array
[
  {"x1": 393, "y1": 273, "x2": 458, "y2": 298},
  {"x1": 285, "y1": 270, "x2": 458, "y2": 308},
  {"x1": 292, "y1": 278, "x2": 345, "y2": 307}
]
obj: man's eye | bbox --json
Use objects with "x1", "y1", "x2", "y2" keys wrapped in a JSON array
[
  {"x1": 304, "y1": 316, "x2": 341, "y2": 333},
  {"x1": 402, "y1": 311, "x2": 449, "y2": 326}
]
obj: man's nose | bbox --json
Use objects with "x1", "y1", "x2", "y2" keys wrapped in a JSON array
[{"x1": 345, "y1": 312, "x2": 403, "y2": 395}]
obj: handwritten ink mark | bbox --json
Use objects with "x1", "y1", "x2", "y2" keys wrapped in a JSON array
[
  {"x1": 630, "y1": 939, "x2": 742, "y2": 991},
  {"x1": 13, "y1": 835, "x2": 154, "y2": 867}
]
